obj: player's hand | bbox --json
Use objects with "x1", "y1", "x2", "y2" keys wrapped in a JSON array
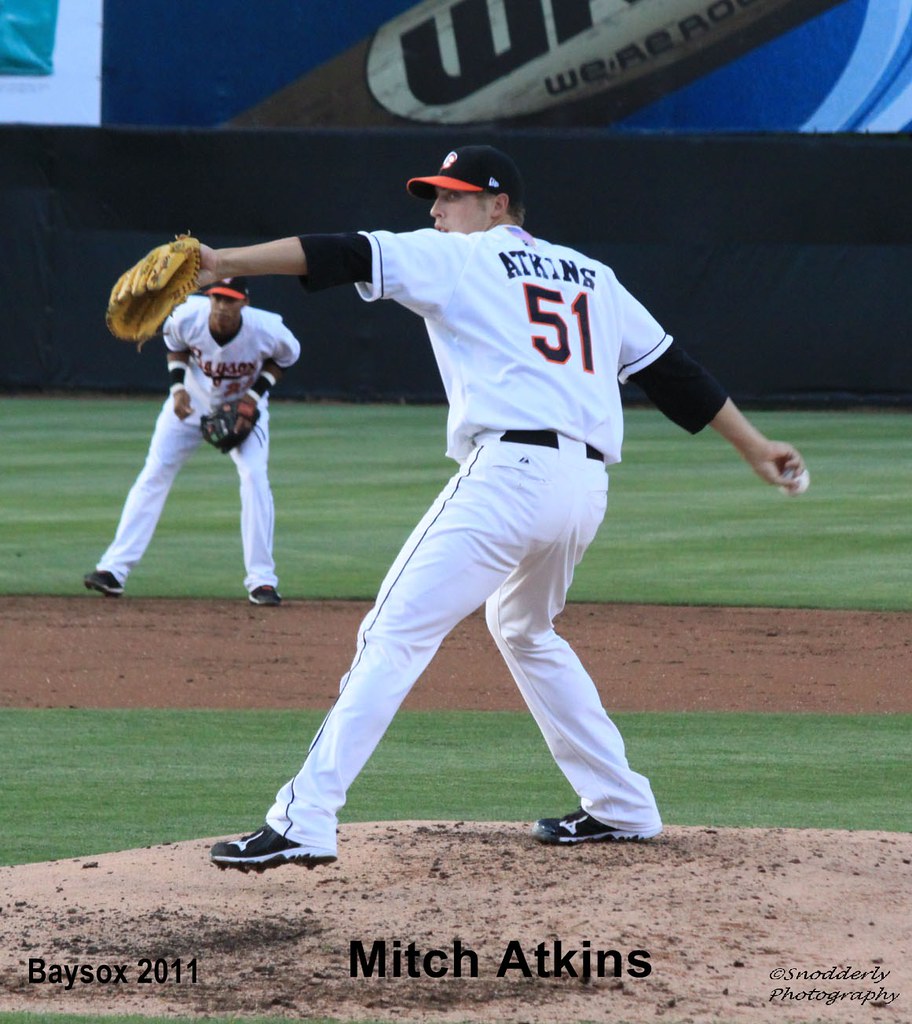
[
  {"x1": 745, "y1": 441, "x2": 805, "y2": 488},
  {"x1": 709, "y1": 400, "x2": 807, "y2": 491},
  {"x1": 173, "y1": 388, "x2": 194, "y2": 420},
  {"x1": 233, "y1": 394, "x2": 259, "y2": 433}
]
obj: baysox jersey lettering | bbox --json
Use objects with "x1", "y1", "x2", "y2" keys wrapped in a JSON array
[
  {"x1": 355, "y1": 224, "x2": 672, "y2": 463},
  {"x1": 165, "y1": 296, "x2": 300, "y2": 408}
]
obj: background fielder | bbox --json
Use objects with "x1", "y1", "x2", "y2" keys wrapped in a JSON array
[
  {"x1": 84, "y1": 278, "x2": 301, "y2": 605},
  {"x1": 199, "y1": 145, "x2": 807, "y2": 870}
]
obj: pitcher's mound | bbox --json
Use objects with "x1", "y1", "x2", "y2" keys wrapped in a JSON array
[{"x1": 2, "y1": 822, "x2": 909, "y2": 1023}]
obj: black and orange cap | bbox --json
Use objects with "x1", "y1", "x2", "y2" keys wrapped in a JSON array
[
  {"x1": 407, "y1": 146, "x2": 524, "y2": 204},
  {"x1": 201, "y1": 277, "x2": 249, "y2": 300}
]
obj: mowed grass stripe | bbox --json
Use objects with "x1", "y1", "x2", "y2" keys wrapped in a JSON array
[
  {"x1": 2, "y1": 398, "x2": 908, "y2": 608},
  {"x1": 3, "y1": 708, "x2": 909, "y2": 866}
]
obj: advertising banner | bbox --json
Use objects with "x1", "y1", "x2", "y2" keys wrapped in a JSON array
[
  {"x1": 5, "y1": 3, "x2": 912, "y2": 133},
  {"x1": 230, "y1": 0, "x2": 912, "y2": 132},
  {"x1": 82, "y1": 0, "x2": 912, "y2": 132},
  {"x1": 0, "y1": 0, "x2": 102, "y2": 125}
]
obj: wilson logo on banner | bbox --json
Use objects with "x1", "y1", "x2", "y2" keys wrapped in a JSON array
[{"x1": 365, "y1": 0, "x2": 843, "y2": 124}]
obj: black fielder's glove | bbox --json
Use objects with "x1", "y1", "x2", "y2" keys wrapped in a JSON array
[{"x1": 200, "y1": 396, "x2": 260, "y2": 453}]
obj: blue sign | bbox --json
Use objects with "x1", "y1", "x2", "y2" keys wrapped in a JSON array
[{"x1": 25, "y1": 0, "x2": 912, "y2": 132}]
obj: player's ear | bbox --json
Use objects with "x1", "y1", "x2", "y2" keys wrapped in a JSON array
[{"x1": 491, "y1": 193, "x2": 510, "y2": 218}]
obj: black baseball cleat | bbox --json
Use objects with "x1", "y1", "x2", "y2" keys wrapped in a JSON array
[
  {"x1": 532, "y1": 807, "x2": 662, "y2": 845},
  {"x1": 210, "y1": 824, "x2": 336, "y2": 873},
  {"x1": 248, "y1": 585, "x2": 282, "y2": 606},
  {"x1": 83, "y1": 570, "x2": 124, "y2": 597}
]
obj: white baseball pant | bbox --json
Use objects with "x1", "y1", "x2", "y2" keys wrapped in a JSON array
[
  {"x1": 267, "y1": 433, "x2": 662, "y2": 852},
  {"x1": 96, "y1": 398, "x2": 277, "y2": 592}
]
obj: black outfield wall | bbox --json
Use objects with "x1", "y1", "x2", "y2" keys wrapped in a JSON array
[{"x1": 2, "y1": 126, "x2": 910, "y2": 405}]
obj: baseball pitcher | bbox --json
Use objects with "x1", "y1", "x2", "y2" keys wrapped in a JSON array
[{"x1": 166, "y1": 146, "x2": 806, "y2": 870}]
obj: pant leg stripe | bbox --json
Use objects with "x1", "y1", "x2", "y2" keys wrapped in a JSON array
[{"x1": 281, "y1": 446, "x2": 484, "y2": 833}]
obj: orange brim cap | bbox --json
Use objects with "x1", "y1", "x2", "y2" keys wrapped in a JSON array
[
  {"x1": 406, "y1": 175, "x2": 484, "y2": 200},
  {"x1": 204, "y1": 285, "x2": 247, "y2": 299}
]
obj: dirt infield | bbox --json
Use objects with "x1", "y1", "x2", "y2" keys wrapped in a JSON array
[
  {"x1": 3, "y1": 597, "x2": 911, "y2": 713},
  {"x1": 1, "y1": 597, "x2": 910, "y2": 1023}
]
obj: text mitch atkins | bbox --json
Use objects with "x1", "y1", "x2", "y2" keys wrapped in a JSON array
[{"x1": 350, "y1": 938, "x2": 651, "y2": 979}]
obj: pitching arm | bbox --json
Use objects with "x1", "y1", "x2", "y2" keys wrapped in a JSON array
[
  {"x1": 709, "y1": 398, "x2": 806, "y2": 489},
  {"x1": 630, "y1": 344, "x2": 806, "y2": 490}
]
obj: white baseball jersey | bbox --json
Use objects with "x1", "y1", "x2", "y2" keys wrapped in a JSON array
[
  {"x1": 164, "y1": 295, "x2": 301, "y2": 410},
  {"x1": 356, "y1": 224, "x2": 671, "y2": 463}
]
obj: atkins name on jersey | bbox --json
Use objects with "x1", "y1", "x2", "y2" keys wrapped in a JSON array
[{"x1": 497, "y1": 248, "x2": 598, "y2": 289}]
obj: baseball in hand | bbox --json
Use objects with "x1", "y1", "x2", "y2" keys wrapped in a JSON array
[{"x1": 779, "y1": 467, "x2": 810, "y2": 496}]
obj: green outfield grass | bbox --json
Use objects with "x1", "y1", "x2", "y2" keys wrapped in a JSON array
[
  {"x1": 3, "y1": 707, "x2": 908, "y2": 867},
  {"x1": 1, "y1": 397, "x2": 909, "y2": 609}
]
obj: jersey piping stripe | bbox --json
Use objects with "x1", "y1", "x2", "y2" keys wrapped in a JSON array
[
  {"x1": 280, "y1": 445, "x2": 484, "y2": 836},
  {"x1": 618, "y1": 333, "x2": 670, "y2": 376},
  {"x1": 376, "y1": 235, "x2": 386, "y2": 298}
]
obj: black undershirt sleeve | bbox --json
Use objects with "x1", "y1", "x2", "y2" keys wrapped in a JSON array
[
  {"x1": 297, "y1": 233, "x2": 373, "y2": 292},
  {"x1": 628, "y1": 343, "x2": 729, "y2": 434}
]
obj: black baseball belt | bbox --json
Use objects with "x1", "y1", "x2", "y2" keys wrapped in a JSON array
[{"x1": 500, "y1": 429, "x2": 603, "y2": 462}]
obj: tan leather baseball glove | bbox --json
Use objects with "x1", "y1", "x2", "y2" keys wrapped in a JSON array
[{"x1": 106, "y1": 235, "x2": 201, "y2": 346}]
